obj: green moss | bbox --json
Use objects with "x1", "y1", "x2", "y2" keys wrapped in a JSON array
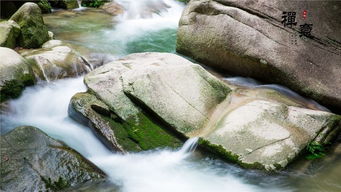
[
  {"x1": 0, "y1": 74, "x2": 35, "y2": 102},
  {"x1": 177, "y1": 0, "x2": 190, "y2": 3},
  {"x1": 101, "y1": 112, "x2": 183, "y2": 151},
  {"x1": 81, "y1": 0, "x2": 105, "y2": 8},
  {"x1": 305, "y1": 142, "x2": 326, "y2": 160},
  {"x1": 37, "y1": 0, "x2": 52, "y2": 13},
  {"x1": 10, "y1": 3, "x2": 49, "y2": 48},
  {"x1": 41, "y1": 177, "x2": 70, "y2": 191},
  {"x1": 198, "y1": 138, "x2": 267, "y2": 170}
]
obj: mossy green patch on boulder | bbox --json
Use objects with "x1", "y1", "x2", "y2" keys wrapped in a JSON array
[
  {"x1": 69, "y1": 92, "x2": 183, "y2": 152},
  {"x1": 0, "y1": 20, "x2": 20, "y2": 48},
  {"x1": 65, "y1": 0, "x2": 79, "y2": 9},
  {"x1": 0, "y1": 47, "x2": 36, "y2": 102},
  {"x1": 10, "y1": 2, "x2": 49, "y2": 48},
  {"x1": 0, "y1": 74, "x2": 35, "y2": 102},
  {"x1": 69, "y1": 52, "x2": 341, "y2": 171},
  {"x1": 38, "y1": 0, "x2": 52, "y2": 13}
]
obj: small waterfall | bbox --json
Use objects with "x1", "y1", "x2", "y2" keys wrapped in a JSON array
[
  {"x1": 36, "y1": 62, "x2": 50, "y2": 82},
  {"x1": 77, "y1": 0, "x2": 82, "y2": 8},
  {"x1": 74, "y1": 0, "x2": 86, "y2": 11},
  {"x1": 178, "y1": 137, "x2": 199, "y2": 154}
]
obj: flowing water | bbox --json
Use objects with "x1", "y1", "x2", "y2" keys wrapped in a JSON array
[{"x1": 1, "y1": 0, "x2": 340, "y2": 191}]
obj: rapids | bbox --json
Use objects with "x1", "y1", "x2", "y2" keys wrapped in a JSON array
[{"x1": 1, "y1": 0, "x2": 340, "y2": 192}]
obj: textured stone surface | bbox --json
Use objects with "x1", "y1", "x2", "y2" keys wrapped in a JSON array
[
  {"x1": 201, "y1": 99, "x2": 341, "y2": 170},
  {"x1": 10, "y1": 2, "x2": 49, "y2": 48},
  {"x1": 0, "y1": 20, "x2": 20, "y2": 48},
  {"x1": 21, "y1": 41, "x2": 91, "y2": 81},
  {"x1": 0, "y1": 126, "x2": 105, "y2": 192},
  {"x1": 0, "y1": 47, "x2": 35, "y2": 101},
  {"x1": 177, "y1": 0, "x2": 341, "y2": 110},
  {"x1": 70, "y1": 52, "x2": 341, "y2": 171},
  {"x1": 100, "y1": 2, "x2": 124, "y2": 16}
]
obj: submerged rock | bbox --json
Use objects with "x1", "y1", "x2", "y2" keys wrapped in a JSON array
[
  {"x1": 0, "y1": 20, "x2": 20, "y2": 48},
  {"x1": 177, "y1": 0, "x2": 341, "y2": 111},
  {"x1": 69, "y1": 52, "x2": 341, "y2": 171},
  {"x1": 20, "y1": 40, "x2": 92, "y2": 81},
  {"x1": 0, "y1": 47, "x2": 35, "y2": 102},
  {"x1": 10, "y1": 2, "x2": 49, "y2": 48},
  {"x1": 0, "y1": 126, "x2": 105, "y2": 192}
]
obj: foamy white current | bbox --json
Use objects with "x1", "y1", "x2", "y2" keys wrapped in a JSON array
[{"x1": 1, "y1": 77, "x2": 279, "y2": 192}]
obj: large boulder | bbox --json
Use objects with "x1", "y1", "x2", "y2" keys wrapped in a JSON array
[
  {"x1": 20, "y1": 40, "x2": 92, "y2": 81},
  {"x1": 0, "y1": 20, "x2": 20, "y2": 48},
  {"x1": 0, "y1": 126, "x2": 105, "y2": 191},
  {"x1": 69, "y1": 52, "x2": 341, "y2": 171},
  {"x1": 176, "y1": 0, "x2": 341, "y2": 111},
  {"x1": 10, "y1": 2, "x2": 49, "y2": 48},
  {"x1": 0, "y1": 47, "x2": 35, "y2": 102}
]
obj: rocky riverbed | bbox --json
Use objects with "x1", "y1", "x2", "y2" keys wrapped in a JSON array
[{"x1": 1, "y1": 0, "x2": 340, "y2": 192}]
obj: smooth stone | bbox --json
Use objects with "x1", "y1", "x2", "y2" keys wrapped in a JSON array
[{"x1": 0, "y1": 126, "x2": 105, "y2": 191}]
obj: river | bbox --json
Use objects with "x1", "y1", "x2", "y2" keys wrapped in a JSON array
[{"x1": 1, "y1": 0, "x2": 340, "y2": 191}]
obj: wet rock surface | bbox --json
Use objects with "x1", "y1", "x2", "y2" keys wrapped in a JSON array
[
  {"x1": 0, "y1": 126, "x2": 106, "y2": 192},
  {"x1": 176, "y1": 0, "x2": 341, "y2": 111},
  {"x1": 69, "y1": 52, "x2": 341, "y2": 170},
  {"x1": 20, "y1": 40, "x2": 92, "y2": 81},
  {"x1": 0, "y1": 20, "x2": 20, "y2": 48},
  {"x1": 10, "y1": 2, "x2": 49, "y2": 48},
  {"x1": 0, "y1": 47, "x2": 35, "y2": 102}
]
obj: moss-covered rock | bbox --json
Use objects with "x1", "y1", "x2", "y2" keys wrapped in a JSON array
[
  {"x1": 0, "y1": 20, "x2": 20, "y2": 48},
  {"x1": 69, "y1": 52, "x2": 341, "y2": 171},
  {"x1": 0, "y1": 47, "x2": 35, "y2": 102},
  {"x1": 38, "y1": 0, "x2": 52, "y2": 13},
  {"x1": 69, "y1": 92, "x2": 183, "y2": 152},
  {"x1": 10, "y1": 2, "x2": 49, "y2": 48},
  {"x1": 0, "y1": 126, "x2": 105, "y2": 192}
]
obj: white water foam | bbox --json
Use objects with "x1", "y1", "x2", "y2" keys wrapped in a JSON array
[{"x1": 104, "y1": 0, "x2": 184, "y2": 52}]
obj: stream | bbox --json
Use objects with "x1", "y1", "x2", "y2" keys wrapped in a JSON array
[{"x1": 1, "y1": 0, "x2": 340, "y2": 191}]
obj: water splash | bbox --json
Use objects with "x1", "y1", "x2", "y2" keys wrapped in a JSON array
[
  {"x1": 106, "y1": 0, "x2": 184, "y2": 54},
  {"x1": 74, "y1": 0, "x2": 87, "y2": 11},
  {"x1": 178, "y1": 137, "x2": 199, "y2": 154},
  {"x1": 36, "y1": 62, "x2": 50, "y2": 82}
]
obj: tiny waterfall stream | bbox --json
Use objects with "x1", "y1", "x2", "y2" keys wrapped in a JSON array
[{"x1": 1, "y1": 0, "x2": 340, "y2": 191}]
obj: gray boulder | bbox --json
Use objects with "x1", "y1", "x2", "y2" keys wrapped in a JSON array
[
  {"x1": 0, "y1": 126, "x2": 105, "y2": 192},
  {"x1": 20, "y1": 40, "x2": 92, "y2": 81},
  {"x1": 0, "y1": 20, "x2": 20, "y2": 48},
  {"x1": 10, "y1": 2, "x2": 49, "y2": 48},
  {"x1": 177, "y1": 0, "x2": 341, "y2": 110},
  {"x1": 0, "y1": 47, "x2": 35, "y2": 102},
  {"x1": 70, "y1": 52, "x2": 341, "y2": 171}
]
